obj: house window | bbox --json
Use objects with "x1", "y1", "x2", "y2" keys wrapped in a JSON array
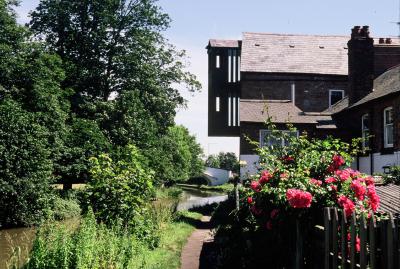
[
  {"x1": 216, "y1": 55, "x2": 220, "y2": 68},
  {"x1": 361, "y1": 114, "x2": 369, "y2": 149},
  {"x1": 259, "y1": 130, "x2": 299, "y2": 148},
  {"x1": 384, "y1": 107, "x2": 393, "y2": 148},
  {"x1": 329, "y1": 90, "x2": 344, "y2": 107}
]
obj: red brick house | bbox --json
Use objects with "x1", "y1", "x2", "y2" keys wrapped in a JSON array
[
  {"x1": 207, "y1": 26, "x2": 400, "y2": 177},
  {"x1": 329, "y1": 27, "x2": 400, "y2": 174}
]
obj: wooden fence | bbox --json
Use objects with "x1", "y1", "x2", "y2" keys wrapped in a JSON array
[{"x1": 323, "y1": 207, "x2": 400, "y2": 269}]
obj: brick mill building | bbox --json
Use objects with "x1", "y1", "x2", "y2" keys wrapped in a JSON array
[{"x1": 207, "y1": 26, "x2": 400, "y2": 177}]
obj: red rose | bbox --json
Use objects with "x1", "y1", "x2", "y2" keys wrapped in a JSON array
[
  {"x1": 266, "y1": 220, "x2": 273, "y2": 230},
  {"x1": 328, "y1": 154, "x2": 345, "y2": 172},
  {"x1": 351, "y1": 180, "x2": 366, "y2": 200},
  {"x1": 250, "y1": 181, "x2": 262, "y2": 192},
  {"x1": 325, "y1": 177, "x2": 336, "y2": 184},
  {"x1": 259, "y1": 170, "x2": 273, "y2": 184},
  {"x1": 347, "y1": 233, "x2": 361, "y2": 253},
  {"x1": 286, "y1": 189, "x2": 313, "y2": 208},
  {"x1": 247, "y1": 197, "x2": 253, "y2": 204},
  {"x1": 310, "y1": 178, "x2": 322, "y2": 186},
  {"x1": 250, "y1": 205, "x2": 262, "y2": 215},
  {"x1": 270, "y1": 209, "x2": 279, "y2": 219},
  {"x1": 282, "y1": 155, "x2": 295, "y2": 164},
  {"x1": 367, "y1": 185, "x2": 380, "y2": 212},
  {"x1": 335, "y1": 169, "x2": 350, "y2": 182},
  {"x1": 365, "y1": 176, "x2": 375, "y2": 186},
  {"x1": 280, "y1": 173, "x2": 288, "y2": 180},
  {"x1": 338, "y1": 195, "x2": 355, "y2": 217}
]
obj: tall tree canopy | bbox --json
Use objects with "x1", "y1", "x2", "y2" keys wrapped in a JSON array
[{"x1": 30, "y1": 0, "x2": 201, "y2": 141}]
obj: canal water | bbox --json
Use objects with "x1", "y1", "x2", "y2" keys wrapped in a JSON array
[
  {"x1": 177, "y1": 187, "x2": 228, "y2": 211},
  {"x1": 0, "y1": 187, "x2": 227, "y2": 268}
]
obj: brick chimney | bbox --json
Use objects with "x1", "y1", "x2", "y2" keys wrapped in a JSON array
[{"x1": 348, "y1": 26, "x2": 374, "y2": 105}]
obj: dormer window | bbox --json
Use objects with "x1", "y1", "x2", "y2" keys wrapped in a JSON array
[
  {"x1": 329, "y1": 90, "x2": 344, "y2": 107},
  {"x1": 383, "y1": 107, "x2": 393, "y2": 148}
]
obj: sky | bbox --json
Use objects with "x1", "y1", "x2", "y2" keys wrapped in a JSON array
[{"x1": 15, "y1": 0, "x2": 400, "y2": 156}]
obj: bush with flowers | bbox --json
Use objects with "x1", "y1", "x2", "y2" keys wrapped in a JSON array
[{"x1": 236, "y1": 123, "x2": 381, "y2": 267}]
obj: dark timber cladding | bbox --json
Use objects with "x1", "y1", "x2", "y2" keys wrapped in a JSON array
[{"x1": 207, "y1": 39, "x2": 241, "y2": 137}]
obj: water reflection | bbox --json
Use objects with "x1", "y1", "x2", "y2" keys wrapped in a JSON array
[
  {"x1": 0, "y1": 226, "x2": 35, "y2": 269},
  {"x1": 177, "y1": 187, "x2": 228, "y2": 211}
]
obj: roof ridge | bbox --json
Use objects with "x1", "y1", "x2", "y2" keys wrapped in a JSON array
[
  {"x1": 240, "y1": 99, "x2": 292, "y2": 103},
  {"x1": 242, "y1": 32, "x2": 349, "y2": 38}
]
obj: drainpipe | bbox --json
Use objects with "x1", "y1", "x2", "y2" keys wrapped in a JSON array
[
  {"x1": 291, "y1": 82, "x2": 296, "y2": 105},
  {"x1": 370, "y1": 152, "x2": 374, "y2": 175}
]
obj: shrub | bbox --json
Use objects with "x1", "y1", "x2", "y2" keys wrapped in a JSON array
[
  {"x1": 84, "y1": 144, "x2": 154, "y2": 227},
  {"x1": 0, "y1": 99, "x2": 54, "y2": 227},
  {"x1": 383, "y1": 165, "x2": 400, "y2": 185},
  {"x1": 50, "y1": 190, "x2": 81, "y2": 221}
]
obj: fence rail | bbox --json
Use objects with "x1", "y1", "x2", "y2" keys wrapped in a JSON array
[{"x1": 323, "y1": 207, "x2": 400, "y2": 269}]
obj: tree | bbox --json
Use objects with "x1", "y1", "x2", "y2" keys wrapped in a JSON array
[
  {"x1": 147, "y1": 125, "x2": 204, "y2": 185},
  {"x1": 30, "y1": 0, "x2": 201, "y2": 140},
  {"x1": 206, "y1": 152, "x2": 240, "y2": 174},
  {"x1": 0, "y1": 99, "x2": 54, "y2": 227}
]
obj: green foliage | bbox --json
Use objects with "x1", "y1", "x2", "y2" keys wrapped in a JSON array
[
  {"x1": 0, "y1": 99, "x2": 54, "y2": 227},
  {"x1": 84, "y1": 145, "x2": 154, "y2": 227},
  {"x1": 206, "y1": 152, "x2": 240, "y2": 174},
  {"x1": 383, "y1": 165, "x2": 400, "y2": 185},
  {"x1": 147, "y1": 125, "x2": 204, "y2": 185},
  {"x1": 59, "y1": 118, "x2": 111, "y2": 184}
]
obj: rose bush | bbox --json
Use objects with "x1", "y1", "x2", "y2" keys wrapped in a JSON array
[{"x1": 243, "y1": 125, "x2": 380, "y2": 231}]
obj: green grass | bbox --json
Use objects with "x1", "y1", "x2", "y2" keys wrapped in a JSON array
[{"x1": 137, "y1": 211, "x2": 202, "y2": 269}]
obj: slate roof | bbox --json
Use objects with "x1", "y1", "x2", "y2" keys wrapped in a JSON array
[
  {"x1": 349, "y1": 65, "x2": 400, "y2": 108},
  {"x1": 207, "y1": 39, "x2": 240, "y2": 48},
  {"x1": 323, "y1": 96, "x2": 349, "y2": 114},
  {"x1": 240, "y1": 32, "x2": 349, "y2": 75},
  {"x1": 240, "y1": 99, "x2": 333, "y2": 124},
  {"x1": 375, "y1": 184, "x2": 400, "y2": 217}
]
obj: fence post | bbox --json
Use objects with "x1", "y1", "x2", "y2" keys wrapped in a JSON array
[
  {"x1": 359, "y1": 215, "x2": 367, "y2": 269},
  {"x1": 324, "y1": 208, "x2": 331, "y2": 269},
  {"x1": 340, "y1": 210, "x2": 348, "y2": 269},
  {"x1": 349, "y1": 213, "x2": 356, "y2": 269},
  {"x1": 331, "y1": 208, "x2": 338, "y2": 269},
  {"x1": 369, "y1": 212, "x2": 376, "y2": 269},
  {"x1": 387, "y1": 213, "x2": 395, "y2": 269},
  {"x1": 295, "y1": 219, "x2": 303, "y2": 269}
]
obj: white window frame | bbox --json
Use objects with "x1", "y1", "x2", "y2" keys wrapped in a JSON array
[
  {"x1": 216, "y1": 55, "x2": 220, "y2": 68},
  {"x1": 361, "y1": 113, "x2": 369, "y2": 149},
  {"x1": 383, "y1": 107, "x2": 394, "y2": 148},
  {"x1": 215, "y1": 97, "x2": 220, "y2": 112},
  {"x1": 329, "y1": 89, "x2": 344, "y2": 107},
  {"x1": 259, "y1": 130, "x2": 299, "y2": 148}
]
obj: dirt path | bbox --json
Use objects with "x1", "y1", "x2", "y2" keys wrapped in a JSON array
[{"x1": 180, "y1": 215, "x2": 214, "y2": 269}]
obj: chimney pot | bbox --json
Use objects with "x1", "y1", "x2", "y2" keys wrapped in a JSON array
[
  {"x1": 351, "y1": 26, "x2": 361, "y2": 38},
  {"x1": 385, "y1": 38, "x2": 392, "y2": 44},
  {"x1": 379, "y1": 38, "x2": 385, "y2": 44}
]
